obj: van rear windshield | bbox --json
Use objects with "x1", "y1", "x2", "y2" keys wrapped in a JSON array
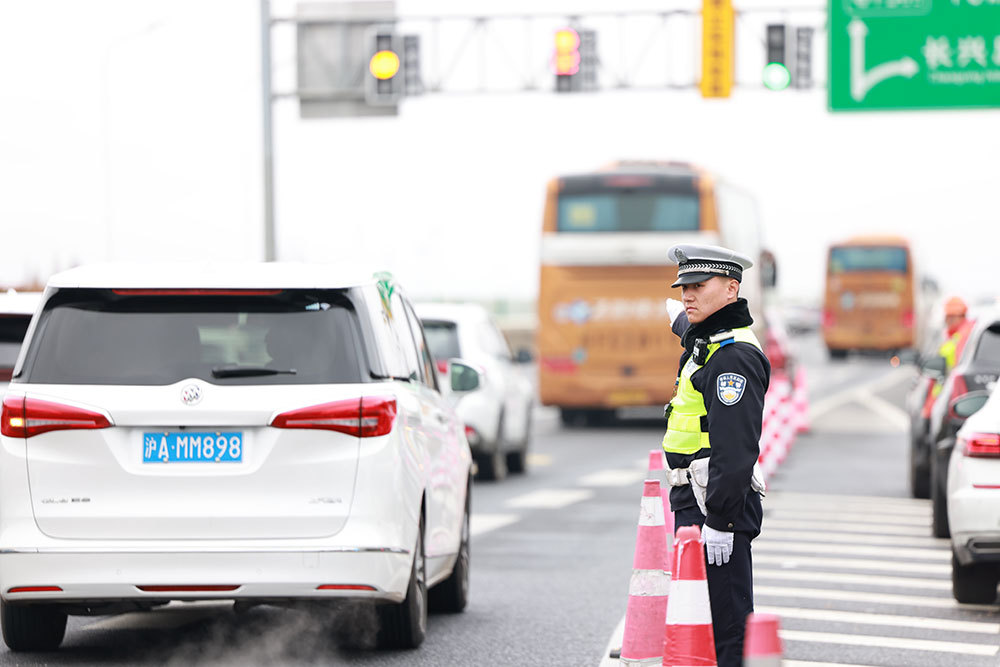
[
  {"x1": 21, "y1": 289, "x2": 366, "y2": 385},
  {"x1": 829, "y1": 246, "x2": 909, "y2": 274}
]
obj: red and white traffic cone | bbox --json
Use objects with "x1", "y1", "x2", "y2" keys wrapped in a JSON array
[
  {"x1": 620, "y1": 480, "x2": 671, "y2": 667},
  {"x1": 647, "y1": 450, "x2": 675, "y2": 555},
  {"x1": 744, "y1": 613, "x2": 783, "y2": 667},
  {"x1": 662, "y1": 525, "x2": 716, "y2": 667},
  {"x1": 792, "y1": 365, "x2": 810, "y2": 434}
]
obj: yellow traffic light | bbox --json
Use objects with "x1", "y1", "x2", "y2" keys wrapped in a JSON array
[
  {"x1": 553, "y1": 28, "x2": 581, "y2": 76},
  {"x1": 369, "y1": 50, "x2": 401, "y2": 80}
]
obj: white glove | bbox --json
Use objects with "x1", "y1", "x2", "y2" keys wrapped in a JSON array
[
  {"x1": 701, "y1": 524, "x2": 734, "y2": 566},
  {"x1": 665, "y1": 298, "x2": 685, "y2": 325}
]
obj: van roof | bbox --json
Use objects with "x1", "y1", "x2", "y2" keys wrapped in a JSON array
[{"x1": 46, "y1": 262, "x2": 395, "y2": 291}]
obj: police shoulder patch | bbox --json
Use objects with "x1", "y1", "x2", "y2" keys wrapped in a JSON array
[{"x1": 717, "y1": 372, "x2": 747, "y2": 406}]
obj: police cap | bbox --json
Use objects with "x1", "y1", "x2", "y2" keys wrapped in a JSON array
[{"x1": 667, "y1": 243, "x2": 754, "y2": 288}]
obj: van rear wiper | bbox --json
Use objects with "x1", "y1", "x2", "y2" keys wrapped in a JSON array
[{"x1": 211, "y1": 365, "x2": 297, "y2": 378}]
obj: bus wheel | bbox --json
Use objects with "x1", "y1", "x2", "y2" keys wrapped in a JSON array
[{"x1": 828, "y1": 348, "x2": 848, "y2": 360}]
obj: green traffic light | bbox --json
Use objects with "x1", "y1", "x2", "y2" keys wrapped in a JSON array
[{"x1": 762, "y1": 62, "x2": 791, "y2": 91}]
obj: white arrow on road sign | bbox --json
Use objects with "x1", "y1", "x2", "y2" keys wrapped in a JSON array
[{"x1": 849, "y1": 18, "x2": 919, "y2": 102}]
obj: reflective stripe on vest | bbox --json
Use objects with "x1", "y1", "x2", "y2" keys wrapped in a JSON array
[{"x1": 662, "y1": 327, "x2": 762, "y2": 455}]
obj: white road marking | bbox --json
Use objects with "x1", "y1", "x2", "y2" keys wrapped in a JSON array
[
  {"x1": 762, "y1": 518, "x2": 931, "y2": 537},
  {"x1": 754, "y1": 568, "x2": 951, "y2": 591},
  {"x1": 470, "y1": 513, "x2": 520, "y2": 537},
  {"x1": 753, "y1": 554, "x2": 948, "y2": 575},
  {"x1": 761, "y1": 528, "x2": 946, "y2": 548},
  {"x1": 783, "y1": 662, "x2": 875, "y2": 667},
  {"x1": 765, "y1": 510, "x2": 929, "y2": 526},
  {"x1": 808, "y1": 366, "x2": 914, "y2": 419},
  {"x1": 779, "y1": 629, "x2": 998, "y2": 657},
  {"x1": 757, "y1": 604, "x2": 1000, "y2": 634},
  {"x1": 526, "y1": 453, "x2": 553, "y2": 467},
  {"x1": 504, "y1": 488, "x2": 594, "y2": 509},
  {"x1": 766, "y1": 490, "x2": 930, "y2": 509},
  {"x1": 756, "y1": 584, "x2": 999, "y2": 612},
  {"x1": 764, "y1": 495, "x2": 931, "y2": 516},
  {"x1": 577, "y1": 469, "x2": 648, "y2": 487},
  {"x1": 754, "y1": 541, "x2": 949, "y2": 561},
  {"x1": 858, "y1": 390, "x2": 910, "y2": 431}
]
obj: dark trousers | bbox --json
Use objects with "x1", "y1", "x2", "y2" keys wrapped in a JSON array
[{"x1": 675, "y1": 508, "x2": 755, "y2": 667}]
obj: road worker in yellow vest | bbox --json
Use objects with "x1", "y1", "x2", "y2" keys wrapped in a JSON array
[{"x1": 662, "y1": 243, "x2": 770, "y2": 667}]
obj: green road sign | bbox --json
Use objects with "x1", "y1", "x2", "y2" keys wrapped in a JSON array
[{"x1": 829, "y1": 0, "x2": 1000, "y2": 111}]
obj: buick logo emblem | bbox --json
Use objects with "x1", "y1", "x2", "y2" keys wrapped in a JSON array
[{"x1": 181, "y1": 384, "x2": 203, "y2": 406}]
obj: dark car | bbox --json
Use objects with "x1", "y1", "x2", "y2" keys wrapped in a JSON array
[
  {"x1": 906, "y1": 318, "x2": 948, "y2": 499},
  {"x1": 927, "y1": 313, "x2": 1000, "y2": 537},
  {"x1": 0, "y1": 292, "x2": 41, "y2": 383}
]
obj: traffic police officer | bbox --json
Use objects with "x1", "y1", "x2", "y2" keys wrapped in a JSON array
[{"x1": 662, "y1": 243, "x2": 770, "y2": 667}]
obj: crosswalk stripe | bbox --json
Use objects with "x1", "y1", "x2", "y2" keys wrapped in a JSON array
[
  {"x1": 754, "y1": 568, "x2": 951, "y2": 591},
  {"x1": 757, "y1": 604, "x2": 1000, "y2": 634},
  {"x1": 783, "y1": 662, "x2": 875, "y2": 667},
  {"x1": 779, "y1": 629, "x2": 998, "y2": 656},
  {"x1": 754, "y1": 554, "x2": 949, "y2": 575},
  {"x1": 504, "y1": 488, "x2": 593, "y2": 509},
  {"x1": 766, "y1": 510, "x2": 929, "y2": 526},
  {"x1": 756, "y1": 584, "x2": 998, "y2": 612},
  {"x1": 762, "y1": 528, "x2": 947, "y2": 548},
  {"x1": 470, "y1": 513, "x2": 519, "y2": 537},
  {"x1": 767, "y1": 491, "x2": 928, "y2": 506},
  {"x1": 762, "y1": 518, "x2": 930, "y2": 537},
  {"x1": 754, "y1": 541, "x2": 949, "y2": 561},
  {"x1": 576, "y1": 469, "x2": 647, "y2": 487},
  {"x1": 765, "y1": 497, "x2": 930, "y2": 517}
]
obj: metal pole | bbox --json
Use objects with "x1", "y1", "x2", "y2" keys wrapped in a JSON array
[{"x1": 261, "y1": 0, "x2": 276, "y2": 261}]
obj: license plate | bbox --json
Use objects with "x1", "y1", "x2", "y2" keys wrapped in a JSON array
[
  {"x1": 608, "y1": 390, "x2": 650, "y2": 406},
  {"x1": 143, "y1": 432, "x2": 243, "y2": 463}
]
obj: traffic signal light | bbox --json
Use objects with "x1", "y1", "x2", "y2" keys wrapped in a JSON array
[
  {"x1": 553, "y1": 27, "x2": 598, "y2": 93},
  {"x1": 366, "y1": 27, "x2": 402, "y2": 106},
  {"x1": 763, "y1": 24, "x2": 790, "y2": 90},
  {"x1": 554, "y1": 28, "x2": 581, "y2": 92}
]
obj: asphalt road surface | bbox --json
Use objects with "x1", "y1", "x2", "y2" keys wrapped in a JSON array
[{"x1": 1, "y1": 333, "x2": 996, "y2": 666}]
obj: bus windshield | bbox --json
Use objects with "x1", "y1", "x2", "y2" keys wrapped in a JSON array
[
  {"x1": 829, "y1": 246, "x2": 908, "y2": 274},
  {"x1": 557, "y1": 192, "x2": 700, "y2": 233}
]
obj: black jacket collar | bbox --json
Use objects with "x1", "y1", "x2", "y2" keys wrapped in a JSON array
[{"x1": 681, "y1": 298, "x2": 754, "y2": 353}]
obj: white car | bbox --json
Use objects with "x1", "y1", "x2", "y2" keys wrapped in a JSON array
[
  {"x1": 946, "y1": 388, "x2": 1000, "y2": 603},
  {"x1": 0, "y1": 263, "x2": 475, "y2": 651},
  {"x1": 0, "y1": 291, "x2": 42, "y2": 387},
  {"x1": 416, "y1": 303, "x2": 534, "y2": 481}
]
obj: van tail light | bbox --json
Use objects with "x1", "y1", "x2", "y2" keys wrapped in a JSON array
[
  {"x1": 464, "y1": 425, "x2": 480, "y2": 445},
  {"x1": 822, "y1": 310, "x2": 835, "y2": 328},
  {"x1": 902, "y1": 309, "x2": 914, "y2": 329},
  {"x1": 962, "y1": 432, "x2": 1000, "y2": 458},
  {"x1": 2, "y1": 396, "x2": 112, "y2": 438},
  {"x1": 270, "y1": 397, "x2": 396, "y2": 437},
  {"x1": 436, "y1": 360, "x2": 449, "y2": 374}
]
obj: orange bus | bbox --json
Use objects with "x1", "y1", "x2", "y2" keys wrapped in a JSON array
[
  {"x1": 822, "y1": 235, "x2": 925, "y2": 358},
  {"x1": 536, "y1": 161, "x2": 775, "y2": 426}
]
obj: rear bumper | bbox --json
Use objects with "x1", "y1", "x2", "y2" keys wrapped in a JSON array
[
  {"x1": 952, "y1": 532, "x2": 1000, "y2": 566},
  {"x1": 823, "y1": 329, "x2": 913, "y2": 351},
  {"x1": 0, "y1": 547, "x2": 411, "y2": 604}
]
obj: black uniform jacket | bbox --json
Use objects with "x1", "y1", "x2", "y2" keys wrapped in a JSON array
[{"x1": 666, "y1": 299, "x2": 770, "y2": 537}]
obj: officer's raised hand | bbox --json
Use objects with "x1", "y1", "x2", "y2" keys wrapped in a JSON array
[{"x1": 701, "y1": 524, "x2": 734, "y2": 565}]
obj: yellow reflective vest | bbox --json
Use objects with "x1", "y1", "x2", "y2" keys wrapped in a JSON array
[{"x1": 662, "y1": 327, "x2": 763, "y2": 456}]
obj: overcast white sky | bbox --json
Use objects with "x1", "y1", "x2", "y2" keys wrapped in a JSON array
[{"x1": 1, "y1": 0, "x2": 997, "y2": 305}]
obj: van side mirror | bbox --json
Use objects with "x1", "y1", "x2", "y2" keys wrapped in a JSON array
[
  {"x1": 515, "y1": 348, "x2": 533, "y2": 364},
  {"x1": 450, "y1": 361, "x2": 482, "y2": 393},
  {"x1": 951, "y1": 392, "x2": 989, "y2": 419},
  {"x1": 920, "y1": 355, "x2": 947, "y2": 380}
]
